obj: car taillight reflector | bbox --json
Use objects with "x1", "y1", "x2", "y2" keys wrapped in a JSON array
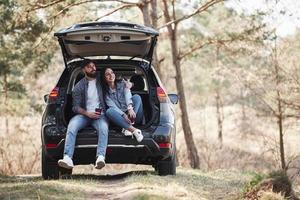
[
  {"x1": 46, "y1": 143, "x2": 57, "y2": 148},
  {"x1": 106, "y1": 148, "x2": 113, "y2": 154},
  {"x1": 158, "y1": 143, "x2": 172, "y2": 148},
  {"x1": 157, "y1": 87, "x2": 167, "y2": 103},
  {"x1": 49, "y1": 87, "x2": 59, "y2": 101}
]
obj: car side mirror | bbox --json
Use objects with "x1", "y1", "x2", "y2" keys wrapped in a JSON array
[
  {"x1": 44, "y1": 94, "x2": 49, "y2": 103},
  {"x1": 168, "y1": 94, "x2": 178, "y2": 104}
]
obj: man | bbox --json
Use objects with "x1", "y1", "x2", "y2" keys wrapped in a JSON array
[{"x1": 58, "y1": 60, "x2": 109, "y2": 170}]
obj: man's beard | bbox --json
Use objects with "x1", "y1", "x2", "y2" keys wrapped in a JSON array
[{"x1": 86, "y1": 71, "x2": 97, "y2": 78}]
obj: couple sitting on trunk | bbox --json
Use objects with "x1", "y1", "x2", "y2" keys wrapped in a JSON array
[{"x1": 58, "y1": 60, "x2": 144, "y2": 170}]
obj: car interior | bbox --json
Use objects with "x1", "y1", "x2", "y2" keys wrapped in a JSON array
[{"x1": 62, "y1": 63, "x2": 153, "y2": 133}]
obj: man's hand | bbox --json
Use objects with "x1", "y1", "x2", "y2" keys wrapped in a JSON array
[{"x1": 86, "y1": 112, "x2": 101, "y2": 119}]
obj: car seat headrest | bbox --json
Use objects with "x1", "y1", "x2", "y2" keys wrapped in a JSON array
[{"x1": 130, "y1": 75, "x2": 145, "y2": 91}]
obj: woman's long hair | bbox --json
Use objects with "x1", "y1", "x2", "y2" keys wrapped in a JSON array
[{"x1": 100, "y1": 67, "x2": 118, "y2": 98}]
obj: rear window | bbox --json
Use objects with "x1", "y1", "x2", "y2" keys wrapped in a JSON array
[{"x1": 67, "y1": 64, "x2": 149, "y2": 94}]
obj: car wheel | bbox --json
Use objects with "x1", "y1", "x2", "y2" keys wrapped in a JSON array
[
  {"x1": 156, "y1": 144, "x2": 176, "y2": 176},
  {"x1": 41, "y1": 148, "x2": 59, "y2": 180}
]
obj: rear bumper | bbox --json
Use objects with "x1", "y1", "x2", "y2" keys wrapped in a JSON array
[{"x1": 44, "y1": 136, "x2": 172, "y2": 165}]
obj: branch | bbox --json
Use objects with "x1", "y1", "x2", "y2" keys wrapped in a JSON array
[
  {"x1": 281, "y1": 99, "x2": 300, "y2": 110},
  {"x1": 158, "y1": 57, "x2": 165, "y2": 64},
  {"x1": 26, "y1": 0, "x2": 65, "y2": 12},
  {"x1": 283, "y1": 114, "x2": 300, "y2": 119},
  {"x1": 27, "y1": 0, "x2": 140, "y2": 15},
  {"x1": 32, "y1": 19, "x2": 56, "y2": 50},
  {"x1": 179, "y1": 39, "x2": 216, "y2": 60},
  {"x1": 179, "y1": 24, "x2": 265, "y2": 60},
  {"x1": 220, "y1": 52, "x2": 278, "y2": 116},
  {"x1": 158, "y1": 0, "x2": 224, "y2": 29},
  {"x1": 114, "y1": 0, "x2": 140, "y2": 4},
  {"x1": 95, "y1": 0, "x2": 153, "y2": 22},
  {"x1": 95, "y1": 4, "x2": 137, "y2": 21},
  {"x1": 51, "y1": 0, "x2": 100, "y2": 19}
]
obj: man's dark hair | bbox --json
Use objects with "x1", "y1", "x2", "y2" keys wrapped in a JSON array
[{"x1": 81, "y1": 59, "x2": 93, "y2": 68}]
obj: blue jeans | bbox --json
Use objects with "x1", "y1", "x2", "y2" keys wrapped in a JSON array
[
  {"x1": 63, "y1": 114, "x2": 109, "y2": 158},
  {"x1": 106, "y1": 94, "x2": 143, "y2": 129}
]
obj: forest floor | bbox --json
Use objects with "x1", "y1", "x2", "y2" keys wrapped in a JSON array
[{"x1": 0, "y1": 167, "x2": 254, "y2": 200}]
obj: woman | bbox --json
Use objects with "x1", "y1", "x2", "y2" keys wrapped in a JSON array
[{"x1": 101, "y1": 67, "x2": 144, "y2": 142}]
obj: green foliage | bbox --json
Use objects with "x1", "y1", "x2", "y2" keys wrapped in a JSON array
[
  {"x1": 242, "y1": 172, "x2": 266, "y2": 194},
  {"x1": 267, "y1": 171, "x2": 292, "y2": 191},
  {"x1": 242, "y1": 170, "x2": 294, "y2": 199},
  {"x1": 0, "y1": 0, "x2": 56, "y2": 116}
]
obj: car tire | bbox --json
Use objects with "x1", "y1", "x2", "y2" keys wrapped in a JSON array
[
  {"x1": 156, "y1": 143, "x2": 176, "y2": 176},
  {"x1": 42, "y1": 148, "x2": 59, "y2": 180}
]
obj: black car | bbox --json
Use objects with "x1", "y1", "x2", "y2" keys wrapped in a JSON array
[{"x1": 41, "y1": 21, "x2": 178, "y2": 179}]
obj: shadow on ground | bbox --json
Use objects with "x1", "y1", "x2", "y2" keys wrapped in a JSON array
[{"x1": 62, "y1": 170, "x2": 155, "y2": 180}]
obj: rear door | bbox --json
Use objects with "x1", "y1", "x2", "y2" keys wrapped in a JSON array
[{"x1": 54, "y1": 21, "x2": 159, "y2": 63}]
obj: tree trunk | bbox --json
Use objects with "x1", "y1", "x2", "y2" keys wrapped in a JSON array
[
  {"x1": 3, "y1": 72, "x2": 9, "y2": 135},
  {"x1": 277, "y1": 104, "x2": 285, "y2": 170},
  {"x1": 139, "y1": 0, "x2": 162, "y2": 79},
  {"x1": 162, "y1": 0, "x2": 200, "y2": 169},
  {"x1": 274, "y1": 37, "x2": 286, "y2": 171},
  {"x1": 215, "y1": 44, "x2": 223, "y2": 145},
  {"x1": 215, "y1": 89, "x2": 223, "y2": 146},
  {"x1": 241, "y1": 88, "x2": 247, "y2": 121},
  {"x1": 139, "y1": 0, "x2": 151, "y2": 26},
  {"x1": 150, "y1": 0, "x2": 158, "y2": 28},
  {"x1": 150, "y1": 0, "x2": 162, "y2": 77}
]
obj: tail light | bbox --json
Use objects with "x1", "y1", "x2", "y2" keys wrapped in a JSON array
[
  {"x1": 158, "y1": 143, "x2": 172, "y2": 148},
  {"x1": 49, "y1": 87, "x2": 59, "y2": 102},
  {"x1": 157, "y1": 87, "x2": 168, "y2": 103},
  {"x1": 46, "y1": 143, "x2": 57, "y2": 148}
]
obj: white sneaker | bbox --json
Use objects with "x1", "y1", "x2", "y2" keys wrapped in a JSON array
[
  {"x1": 133, "y1": 129, "x2": 143, "y2": 143},
  {"x1": 95, "y1": 155, "x2": 105, "y2": 169},
  {"x1": 58, "y1": 155, "x2": 74, "y2": 169},
  {"x1": 122, "y1": 128, "x2": 133, "y2": 137}
]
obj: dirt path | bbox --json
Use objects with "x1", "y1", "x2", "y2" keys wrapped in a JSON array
[{"x1": 0, "y1": 168, "x2": 252, "y2": 200}]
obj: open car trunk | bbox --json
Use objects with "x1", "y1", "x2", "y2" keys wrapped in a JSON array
[
  {"x1": 61, "y1": 60, "x2": 159, "y2": 136},
  {"x1": 54, "y1": 21, "x2": 159, "y2": 63}
]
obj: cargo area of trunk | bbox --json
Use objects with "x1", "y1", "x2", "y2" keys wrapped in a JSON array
[{"x1": 61, "y1": 62, "x2": 159, "y2": 136}]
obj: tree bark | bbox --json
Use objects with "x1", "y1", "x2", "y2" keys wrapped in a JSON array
[
  {"x1": 139, "y1": 0, "x2": 151, "y2": 26},
  {"x1": 162, "y1": 0, "x2": 200, "y2": 168},
  {"x1": 149, "y1": 0, "x2": 162, "y2": 77},
  {"x1": 215, "y1": 89, "x2": 223, "y2": 146},
  {"x1": 215, "y1": 44, "x2": 223, "y2": 145},
  {"x1": 139, "y1": 0, "x2": 162, "y2": 78},
  {"x1": 3, "y1": 72, "x2": 9, "y2": 135},
  {"x1": 274, "y1": 36, "x2": 286, "y2": 171}
]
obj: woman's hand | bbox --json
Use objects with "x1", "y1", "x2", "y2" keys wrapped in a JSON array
[
  {"x1": 127, "y1": 109, "x2": 136, "y2": 120},
  {"x1": 123, "y1": 113, "x2": 132, "y2": 124},
  {"x1": 124, "y1": 79, "x2": 133, "y2": 89}
]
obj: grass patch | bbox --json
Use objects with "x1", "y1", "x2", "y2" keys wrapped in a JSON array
[
  {"x1": 0, "y1": 177, "x2": 86, "y2": 200},
  {"x1": 125, "y1": 168, "x2": 252, "y2": 200},
  {"x1": 242, "y1": 172, "x2": 266, "y2": 194},
  {"x1": 132, "y1": 193, "x2": 173, "y2": 200},
  {"x1": 0, "y1": 168, "x2": 254, "y2": 200}
]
